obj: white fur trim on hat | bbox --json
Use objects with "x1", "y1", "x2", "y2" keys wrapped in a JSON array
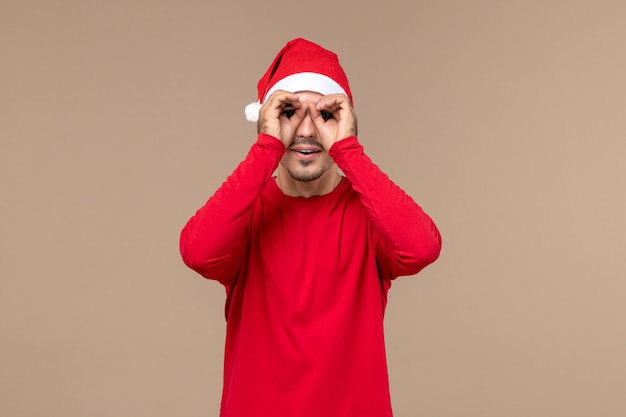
[
  {"x1": 243, "y1": 72, "x2": 349, "y2": 122},
  {"x1": 244, "y1": 101, "x2": 262, "y2": 122},
  {"x1": 265, "y1": 72, "x2": 347, "y2": 103}
]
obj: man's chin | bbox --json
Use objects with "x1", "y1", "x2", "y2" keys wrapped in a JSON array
[{"x1": 288, "y1": 169, "x2": 324, "y2": 183}]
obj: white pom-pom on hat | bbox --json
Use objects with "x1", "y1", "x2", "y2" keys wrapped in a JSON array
[{"x1": 245, "y1": 101, "x2": 262, "y2": 123}]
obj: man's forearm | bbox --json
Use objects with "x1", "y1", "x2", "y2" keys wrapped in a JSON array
[
  {"x1": 180, "y1": 134, "x2": 285, "y2": 282},
  {"x1": 329, "y1": 136, "x2": 442, "y2": 278}
]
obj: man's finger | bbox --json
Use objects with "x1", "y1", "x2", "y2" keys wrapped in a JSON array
[
  {"x1": 265, "y1": 90, "x2": 302, "y2": 110},
  {"x1": 316, "y1": 94, "x2": 349, "y2": 112}
]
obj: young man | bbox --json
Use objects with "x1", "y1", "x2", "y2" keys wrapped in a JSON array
[{"x1": 180, "y1": 38, "x2": 442, "y2": 417}]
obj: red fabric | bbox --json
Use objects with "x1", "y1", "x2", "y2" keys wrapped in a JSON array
[
  {"x1": 180, "y1": 134, "x2": 441, "y2": 417},
  {"x1": 255, "y1": 38, "x2": 352, "y2": 103}
]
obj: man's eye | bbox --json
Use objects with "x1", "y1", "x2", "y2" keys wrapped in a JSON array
[
  {"x1": 281, "y1": 109, "x2": 296, "y2": 119},
  {"x1": 321, "y1": 110, "x2": 334, "y2": 121}
]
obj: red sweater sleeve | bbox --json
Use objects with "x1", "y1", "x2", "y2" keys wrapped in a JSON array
[
  {"x1": 329, "y1": 136, "x2": 442, "y2": 279},
  {"x1": 179, "y1": 134, "x2": 285, "y2": 284}
]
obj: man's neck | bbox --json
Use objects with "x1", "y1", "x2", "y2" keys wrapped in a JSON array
[{"x1": 276, "y1": 170, "x2": 343, "y2": 198}]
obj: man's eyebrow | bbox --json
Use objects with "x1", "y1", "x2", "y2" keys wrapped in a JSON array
[{"x1": 283, "y1": 103, "x2": 296, "y2": 108}]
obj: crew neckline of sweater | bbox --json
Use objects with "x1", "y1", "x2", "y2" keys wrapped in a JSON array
[{"x1": 268, "y1": 175, "x2": 348, "y2": 202}]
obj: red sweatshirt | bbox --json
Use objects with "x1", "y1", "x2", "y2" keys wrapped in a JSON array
[{"x1": 180, "y1": 133, "x2": 441, "y2": 417}]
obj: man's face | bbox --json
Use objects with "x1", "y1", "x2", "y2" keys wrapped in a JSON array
[{"x1": 278, "y1": 91, "x2": 336, "y2": 183}]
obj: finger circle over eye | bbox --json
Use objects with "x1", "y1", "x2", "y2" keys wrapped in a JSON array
[{"x1": 320, "y1": 110, "x2": 334, "y2": 121}]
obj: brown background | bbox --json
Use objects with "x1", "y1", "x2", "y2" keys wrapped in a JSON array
[{"x1": 2, "y1": 1, "x2": 625, "y2": 416}]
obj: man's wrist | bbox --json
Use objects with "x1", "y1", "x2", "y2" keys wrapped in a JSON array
[{"x1": 257, "y1": 133, "x2": 286, "y2": 149}]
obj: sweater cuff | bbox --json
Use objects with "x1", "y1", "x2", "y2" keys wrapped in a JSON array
[
  {"x1": 257, "y1": 133, "x2": 286, "y2": 157},
  {"x1": 328, "y1": 136, "x2": 360, "y2": 158}
]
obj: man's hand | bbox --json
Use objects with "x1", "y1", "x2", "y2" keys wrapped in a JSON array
[
  {"x1": 258, "y1": 91, "x2": 357, "y2": 151},
  {"x1": 257, "y1": 90, "x2": 305, "y2": 147},
  {"x1": 310, "y1": 94, "x2": 357, "y2": 151}
]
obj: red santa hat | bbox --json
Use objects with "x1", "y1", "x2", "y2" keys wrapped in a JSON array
[{"x1": 244, "y1": 38, "x2": 352, "y2": 122}]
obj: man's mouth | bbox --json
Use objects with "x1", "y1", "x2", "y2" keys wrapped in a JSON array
[
  {"x1": 293, "y1": 149, "x2": 320, "y2": 155},
  {"x1": 289, "y1": 144, "x2": 323, "y2": 156}
]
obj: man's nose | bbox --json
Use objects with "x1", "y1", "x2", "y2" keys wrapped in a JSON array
[{"x1": 296, "y1": 112, "x2": 316, "y2": 138}]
